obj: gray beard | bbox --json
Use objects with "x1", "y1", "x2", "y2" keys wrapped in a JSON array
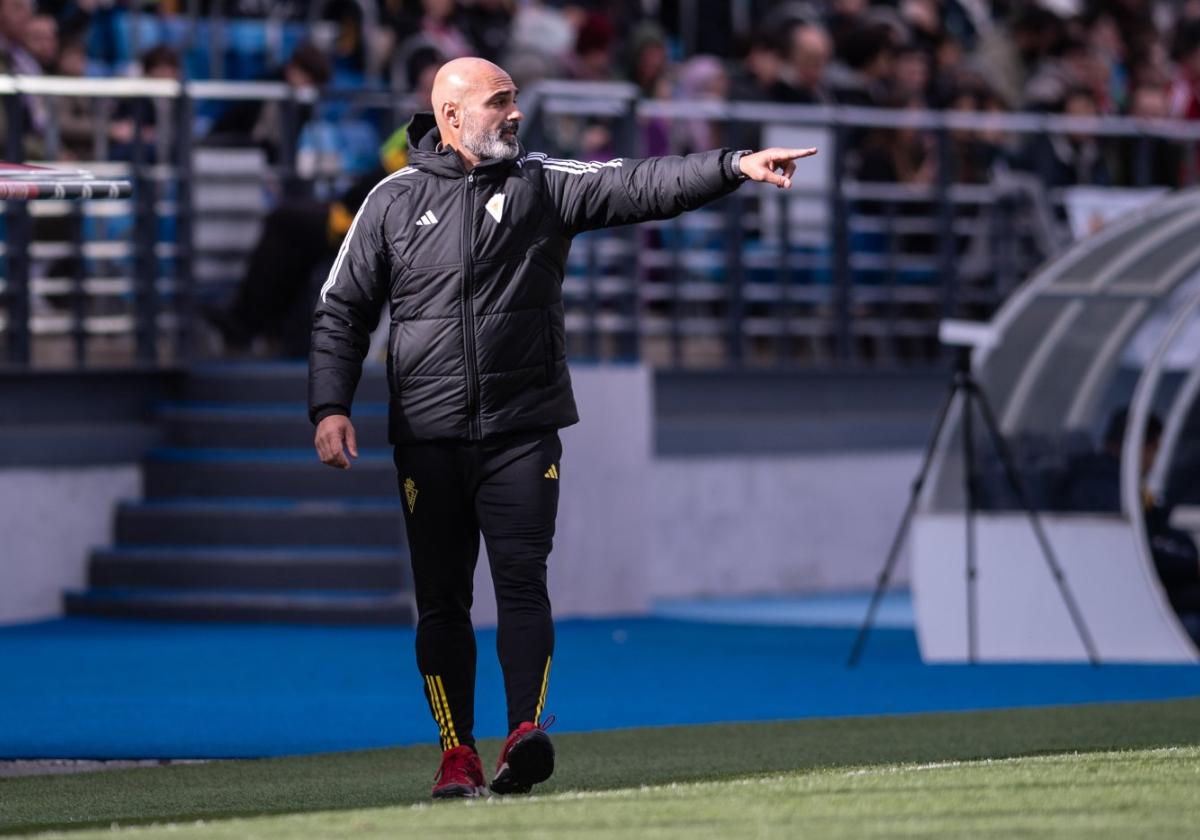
[{"x1": 461, "y1": 113, "x2": 520, "y2": 161}]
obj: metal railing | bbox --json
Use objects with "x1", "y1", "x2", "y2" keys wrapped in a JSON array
[
  {"x1": 4, "y1": 75, "x2": 1200, "y2": 369},
  {"x1": 0, "y1": 75, "x2": 415, "y2": 368},
  {"x1": 522, "y1": 84, "x2": 1200, "y2": 366}
]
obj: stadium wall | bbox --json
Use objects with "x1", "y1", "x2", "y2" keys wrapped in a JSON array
[
  {"x1": 0, "y1": 466, "x2": 140, "y2": 624},
  {"x1": 0, "y1": 366, "x2": 918, "y2": 625},
  {"x1": 0, "y1": 370, "x2": 173, "y2": 624},
  {"x1": 469, "y1": 366, "x2": 920, "y2": 625}
]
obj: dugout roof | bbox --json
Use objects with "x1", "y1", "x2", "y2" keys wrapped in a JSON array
[{"x1": 928, "y1": 188, "x2": 1200, "y2": 516}]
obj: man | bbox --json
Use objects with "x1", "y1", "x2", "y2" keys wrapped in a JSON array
[
  {"x1": 0, "y1": 0, "x2": 46, "y2": 159},
  {"x1": 209, "y1": 125, "x2": 416, "y2": 357},
  {"x1": 1061, "y1": 410, "x2": 1200, "y2": 642},
  {"x1": 828, "y1": 21, "x2": 894, "y2": 107},
  {"x1": 205, "y1": 40, "x2": 331, "y2": 165},
  {"x1": 0, "y1": 0, "x2": 34, "y2": 72},
  {"x1": 21, "y1": 13, "x2": 55, "y2": 71},
  {"x1": 777, "y1": 21, "x2": 834, "y2": 104},
  {"x1": 308, "y1": 56, "x2": 816, "y2": 799},
  {"x1": 1168, "y1": 19, "x2": 1200, "y2": 125},
  {"x1": 1115, "y1": 84, "x2": 1179, "y2": 188},
  {"x1": 211, "y1": 53, "x2": 441, "y2": 356},
  {"x1": 1012, "y1": 87, "x2": 1110, "y2": 191}
]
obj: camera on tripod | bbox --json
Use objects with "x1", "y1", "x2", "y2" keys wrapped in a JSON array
[{"x1": 849, "y1": 319, "x2": 1098, "y2": 667}]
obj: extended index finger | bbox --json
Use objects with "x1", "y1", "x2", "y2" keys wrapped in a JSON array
[{"x1": 778, "y1": 147, "x2": 818, "y2": 160}]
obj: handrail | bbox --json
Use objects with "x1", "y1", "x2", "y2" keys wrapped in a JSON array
[
  {"x1": 0, "y1": 76, "x2": 184, "y2": 97},
  {"x1": 0, "y1": 75, "x2": 403, "y2": 106},
  {"x1": 637, "y1": 98, "x2": 1200, "y2": 139},
  {"x1": 0, "y1": 75, "x2": 1179, "y2": 371},
  {"x1": 530, "y1": 79, "x2": 640, "y2": 99},
  {"x1": 186, "y1": 80, "x2": 315, "y2": 102},
  {"x1": 3, "y1": 74, "x2": 1200, "y2": 141},
  {"x1": 638, "y1": 97, "x2": 1200, "y2": 141}
]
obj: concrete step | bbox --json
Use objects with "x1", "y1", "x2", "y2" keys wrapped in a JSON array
[
  {"x1": 89, "y1": 545, "x2": 409, "y2": 590},
  {"x1": 115, "y1": 497, "x2": 404, "y2": 546},
  {"x1": 142, "y1": 448, "x2": 398, "y2": 498},
  {"x1": 156, "y1": 402, "x2": 390, "y2": 449},
  {"x1": 63, "y1": 587, "x2": 414, "y2": 625},
  {"x1": 184, "y1": 362, "x2": 389, "y2": 404},
  {"x1": 0, "y1": 422, "x2": 163, "y2": 467}
]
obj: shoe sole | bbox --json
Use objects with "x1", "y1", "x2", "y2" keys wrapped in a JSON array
[
  {"x1": 490, "y1": 730, "x2": 554, "y2": 795},
  {"x1": 431, "y1": 783, "x2": 488, "y2": 800}
]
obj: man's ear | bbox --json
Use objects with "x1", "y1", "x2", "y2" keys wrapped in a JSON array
[{"x1": 442, "y1": 100, "x2": 460, "y2": 129}]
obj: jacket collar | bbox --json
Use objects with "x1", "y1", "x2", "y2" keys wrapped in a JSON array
[{"x1": 407, "y1": 112, "x2": 523, "y2": 180}]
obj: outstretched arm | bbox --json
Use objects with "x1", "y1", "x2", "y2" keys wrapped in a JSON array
[{"x1": 538, "y1": 146, "x2": 818, "y2": 235}]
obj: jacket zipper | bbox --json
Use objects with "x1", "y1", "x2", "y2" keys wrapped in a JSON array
[{"x1": 461, "y1": 173, "x2": 482, "y2": 440}]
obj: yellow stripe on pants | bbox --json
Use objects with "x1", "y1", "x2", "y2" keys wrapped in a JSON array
[
  {"x1": 434, "y1": 675, "x2": 459, "y2": 748},
  {"x1": 535, "y1": 656, "x2": 552, "y2": 724},
  {"x1": 425, "y1": 676, "x2": 449, "y2": 750}
]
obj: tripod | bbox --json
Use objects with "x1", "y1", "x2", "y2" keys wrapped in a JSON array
[{"x1": 847, "y1": 345, "x2": 1099, "y2": 667}]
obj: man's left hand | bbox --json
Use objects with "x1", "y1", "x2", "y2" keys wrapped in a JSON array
[{"x1": 737, "y1": 147, "x2": 819, "y2": 189}]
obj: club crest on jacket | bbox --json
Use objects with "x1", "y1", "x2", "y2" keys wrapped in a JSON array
[{"x1": 485, "y1": 193, "x2": 505, "y2": 223}]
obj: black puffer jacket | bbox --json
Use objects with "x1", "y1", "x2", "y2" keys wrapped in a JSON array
[{"x1": 309, "y1": 112, "x2": 743, "y2": 443}]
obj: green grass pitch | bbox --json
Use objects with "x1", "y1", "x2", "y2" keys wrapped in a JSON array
[{"x1": 4, "y1": 698, "x2": 1200, "y2": 838}]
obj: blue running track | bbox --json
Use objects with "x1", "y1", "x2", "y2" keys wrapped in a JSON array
[{"x1": 2, "y1": 604, "x2": 1199, "y2": 758}]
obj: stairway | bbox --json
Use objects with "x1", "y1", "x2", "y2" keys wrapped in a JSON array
[{"x1": 65, "y1": 362, "x2": 413, "y2": 624}]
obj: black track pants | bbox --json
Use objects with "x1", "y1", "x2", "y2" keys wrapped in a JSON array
[{"x1": 394, "y1": 430, "x2": 560, "y2": 751}]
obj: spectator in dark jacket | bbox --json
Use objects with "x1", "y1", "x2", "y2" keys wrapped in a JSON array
[
  {"x1": 50, "y1": 39, "x2": 96, "y2": 160},
  {"x1": 1013, "y1": 86, "x2": 1110, "y2": 188},
  {"x1": 107, "y1": 45, "x2": 182, "y2": 163},
  {"x1": 22, "y1": 12, "x2": 55, "y2": 71},
  {"x1": 831, "y1": 21, "x2": 895, "y2": 107},
  {"x1": 777, "y1": 21, "x2": 835, "y2": 104},
  {"x1": 460, "y1": 0, "x2": 513, "y2": 62},
  {"x1": 207, "y1": 46, "x2": 442, "y2": 356},
  {"x1": 1112, "y1": 83, "x2": 1180, "y2": 187},
  {"x1": 207, "y1": 125, "x2": 414, "y2": 358},
  {"x1": 1062, "y1": 409, "x2": 1200, "y2": 641},
  {"x1": 205, "y1": 41, "x2": 332, "y2": 165},
  {"x1": 0, "y1": 0, "x2": 46, "y2": 158},
  {"x1": 729, "y1": 28, "x2": 791, "y2": 105}
]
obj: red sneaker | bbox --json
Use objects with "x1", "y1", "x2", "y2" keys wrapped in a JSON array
[
  {"x1": 432, "y1": 745, "x2": 486, "y2": 799},
  {"x1": 490, "y1": 718, "x2": 555, "y2": 795}
]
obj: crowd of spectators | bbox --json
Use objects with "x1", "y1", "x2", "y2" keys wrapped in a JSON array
[
  {"x1": 1, "y1": 1, "x2": 1200, "y2": 189},
  {"x1": 4, "y1": 4, "x2": 1199, "y2": 369}
]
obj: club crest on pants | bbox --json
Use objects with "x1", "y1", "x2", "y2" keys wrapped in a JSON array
[{"x1": 404, "y1": 477, "x2": 418, "y2": 513}]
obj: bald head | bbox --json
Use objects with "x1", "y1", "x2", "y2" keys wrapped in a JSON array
[
  {"x1": 432, "y1": 57, "x2": 511, "y2": 110},
  {"x1": 431, "y1": 57, "x2": 523, "y2": 168}
]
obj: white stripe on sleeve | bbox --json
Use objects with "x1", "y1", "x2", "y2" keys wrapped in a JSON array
[
  {"x1": 542, "y1": 159, "x2": 624, "y2": 176},
  {"x1": 318, "y1": 167, "x2": 417, "y2": 303}
]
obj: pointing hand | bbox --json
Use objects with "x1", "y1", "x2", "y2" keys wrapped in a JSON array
[{"x1": 736, "y1": 147, "x2": 819, "y2": 189}]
